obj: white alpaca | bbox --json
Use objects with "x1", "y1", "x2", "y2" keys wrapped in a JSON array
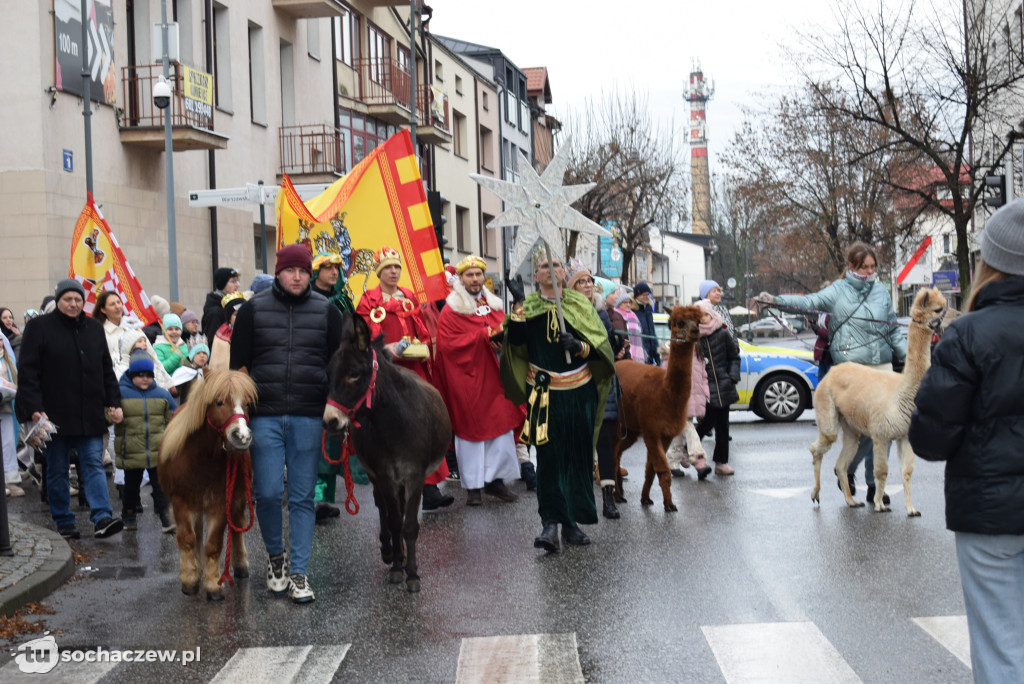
[{"x1": 809, "y1": 288, "x2": 947, "y2": 516}]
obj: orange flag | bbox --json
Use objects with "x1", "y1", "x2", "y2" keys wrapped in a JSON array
[
  {"x1": 69, "y1": 193, "x2": 160, "y2": 326},
  {"x1": 275, "y1": 129, "x2": 446, "y2": 307}
]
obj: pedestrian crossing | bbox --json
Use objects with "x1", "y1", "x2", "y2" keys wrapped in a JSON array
[{"x1": 1, "y1": 616, "x2": 969, "y2": 682}]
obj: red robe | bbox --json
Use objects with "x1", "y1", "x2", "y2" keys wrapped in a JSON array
[
  {"x1": 434, "y1": 294, "x2": 525, "y2": 442},
  {"x1": 355, "y1": 285, "x2": 448, "y2": 483}
]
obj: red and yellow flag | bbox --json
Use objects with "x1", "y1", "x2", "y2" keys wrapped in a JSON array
[
  {"x1": 275, "y1": 130, "x2": 446, "y2": 307},
  {"x1": 69, "y1": 194, "x2": 160, "y2": 326}
]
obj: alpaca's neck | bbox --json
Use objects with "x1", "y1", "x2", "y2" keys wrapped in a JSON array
[
  {"x1": 898, "y1": 322, "x2": 933, "y2": 394},
  {"x1": 665, "y1": 340, "x2": 696, "y2": 397}
]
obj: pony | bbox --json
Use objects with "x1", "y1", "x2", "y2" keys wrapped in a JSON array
[
  {"x1": 613, "y1": 305, "x2": 703, "y2": 511},
  {"x1": 322, "y1": 313, "x2": 452, "y2": 592},
  {"x1": 810, "y1": 287, "x2": 947, "y2": 515},
  {"x1": 158, "y1": 369, "x2": 258, "y2": 601}
]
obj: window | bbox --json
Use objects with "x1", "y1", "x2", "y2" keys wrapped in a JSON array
[
  {"x1": 397, "y1": 45, "x2": 410, "y2": 74},
  {"x1": 453, "y1": 110, "x2": 466, "y2": 157},
  {"x1": 280, "y1": 40, "x2": 294, "y2": 127},
  {"x1": 435, "y1": 59, "x2": 443, "y2": 82},
  {"x1": 456, "y1": 206, "x2": 470, "y2": 252},
  {"x1": 504, "y1": 141, "x2": 519, "y2": 182},
  {"x1": 332, "y1": 9, "x2": 358, "y2": 66},
  {"x1": 248, "y1": 22, "x2": 266, "y2": 125},
  {"x1": 213, "y1": 3, "x2": 231, "y2": 109},
  {"x1": 306, "y1": 19, "x2": 320, "y2": 61},
  {"x1": 479, "y1": 125, "x2": 494, "y2": 169},
  {"x1": 455, "y1": 75, "x2": 463, "y2": 94},
  {"x1": 482, "y1": 212, "x2": 497, "y2": 257},
  {"x1": 174, "y1": 0, "x2": 194, "y2": 66},
  {"x1": 367, "y1": 24, "x2": 390, "y2": 85},
  {"x1": 482, "y1": 91, "x2": 489, "y2": 111},
  {"x1": 337, "y1": 106, "x2": 390, "y2": 173},
  {"x1": 943, "y1": 233, "x2": 952, "y2": 254}
]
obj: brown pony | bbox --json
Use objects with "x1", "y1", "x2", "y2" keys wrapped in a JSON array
[
  {"x1": 158, "y1": 369, "x2": 258, "y2": 601},
  {"x1": 614, "y1": 305, "x2": 703, "y2": 511}
]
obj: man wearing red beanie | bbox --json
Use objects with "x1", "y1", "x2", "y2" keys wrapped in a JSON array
[{"x1": 230, "y1": 243, "x2": 343, "y2": 603}]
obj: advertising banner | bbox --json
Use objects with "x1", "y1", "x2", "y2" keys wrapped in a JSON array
[
  {"x1": 54, "y1": 0, "x2": 117, "y2": 105},
  {"x1": 181, "y1": 65, "x2": 213, "y2": 128}
]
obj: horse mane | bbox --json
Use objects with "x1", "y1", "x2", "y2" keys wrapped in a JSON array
[{"x1": 160, "y1": 370, "x2": 258, "y2": 463}]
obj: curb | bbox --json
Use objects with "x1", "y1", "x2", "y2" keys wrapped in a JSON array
[{"x1": 0, "y1": 522, "x2": 75, "y2": 617}]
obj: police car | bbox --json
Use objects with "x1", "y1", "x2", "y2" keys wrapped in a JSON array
[{"x1": 652, "y1": 313, "x2": 820, "y2": 422}]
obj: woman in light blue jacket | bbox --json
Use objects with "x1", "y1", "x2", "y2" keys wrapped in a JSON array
[{"x1": 757, "y1": 242, "x2": 907, "y2": 503}]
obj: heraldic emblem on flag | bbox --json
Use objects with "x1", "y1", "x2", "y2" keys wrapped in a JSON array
[
  {"x1": 69, "y1": 193, "x2": 160, "y2": 327},
  {"x1": 275, "y1": 129, "x2": 447, "y2": 307}
]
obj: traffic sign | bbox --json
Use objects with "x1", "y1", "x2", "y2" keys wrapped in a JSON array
[{"x1": 188, "y1": 183, "x2": 332, "y2": 208}]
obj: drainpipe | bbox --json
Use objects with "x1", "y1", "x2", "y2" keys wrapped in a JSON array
[{"x1": 204, "y1": 0, "x2": 219, "y2": 271}]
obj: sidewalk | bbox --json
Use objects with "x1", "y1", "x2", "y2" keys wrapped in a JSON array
[{"x1": 0, "y1": 520, "x2": 75, "y2": 617}]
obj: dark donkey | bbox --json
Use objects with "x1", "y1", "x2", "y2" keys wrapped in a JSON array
[{"x1": 322, "y1": 312, "x2": 452, "y2": 592}]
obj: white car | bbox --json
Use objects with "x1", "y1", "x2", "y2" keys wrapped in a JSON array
[
  {"x1": 737, "y1": 317, "x2": 796, "y2": 336},
  {"x1": 653, "y1": 313, "x2": 819, "y2": 422}
]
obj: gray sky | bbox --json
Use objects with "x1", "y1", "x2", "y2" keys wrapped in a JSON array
[{"x1": 429, "y1": 1, "x2": 839, "y2": 167}]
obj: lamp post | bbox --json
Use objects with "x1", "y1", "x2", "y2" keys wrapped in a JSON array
[{"x1": 157, "y1": 0, "x2": 178, "y2": 301}]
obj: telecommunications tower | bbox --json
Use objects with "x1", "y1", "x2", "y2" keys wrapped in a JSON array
[{"x1": 686, "y1": 61, "x2": 714, "y2": 235}]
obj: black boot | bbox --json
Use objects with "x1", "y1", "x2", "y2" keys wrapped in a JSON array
[
  {"x1": 519, "y1": 461, "x2": 537, "y2": 491},
  {"x1": 421, "y1": 484, "x2": 454, "y2": 511},
  {"x1": 602, "y1": 485, "x2": 620, "y2": 519},
  {"x1": 835, "y1": 468, "x2": 856, "y2": 496},
  {"x1": 561, "y1": 523, "x2": 591, "y2": 546},
  {"x1": 484, "y1": 478, "x2": 518, "y2": 502},
  {"x1": 865, "y1": 486, "x2": 891, "y2": 506},
  {"x1": 534, "y1": 521, "x2": 559, "y2": 552}
]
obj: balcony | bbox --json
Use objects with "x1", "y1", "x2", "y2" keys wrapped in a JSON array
[
  {"x1": 280, "y1": 124, "x2": 346, "y2": 179},
  {"x1": 271, "y1": 0, "x2": 349, "y2": 19},
  {"x1": 345, "y1": 58, "x2": 451, "y2": 144},
  {"x1": 119, "y1": 64, "x2": 228, "y2": 151}
]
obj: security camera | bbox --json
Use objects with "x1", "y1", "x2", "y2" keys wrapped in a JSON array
[{"x1": 153, "y1": 78, "x2": 172, "y2": 110}]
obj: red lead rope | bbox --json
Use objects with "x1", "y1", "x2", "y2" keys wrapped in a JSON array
[
  {"x1": 219, "y1": 451, "x2": 255, "y2": 587},
  {"x1": 321, "y1": 430, "x2": 359, "y2": 515}
]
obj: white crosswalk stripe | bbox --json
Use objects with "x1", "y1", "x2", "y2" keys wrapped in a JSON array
[
  {"x1": 913, "y1": 615, "x2": 972, "y2": 668},
  {"x1": 456, "y1": 633, "x2": 584, "y2": 684},
  {"x1": 702, "y1": 622, "x2": 861, "y2": 683},
  {"x1": 209, "y1": 645, "x2": 349, "y2": 683}
]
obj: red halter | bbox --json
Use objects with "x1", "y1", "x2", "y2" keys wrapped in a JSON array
[{"x1": 325, "y1": 348, "x2": 379, "y2": 429}]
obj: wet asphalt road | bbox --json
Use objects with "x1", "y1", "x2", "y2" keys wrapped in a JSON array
[{"x1": 2, "y1": 412, "x2": 970, "y2": 683}]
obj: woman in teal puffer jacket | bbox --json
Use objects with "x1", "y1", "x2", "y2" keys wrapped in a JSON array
[{"x1": 757, "y1": 242, "x2": 907, "y2": 503}]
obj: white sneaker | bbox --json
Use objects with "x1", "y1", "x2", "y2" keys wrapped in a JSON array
[
  {"x1": 266, "y1": 553, "x2": 289, "y2": 593},
  {"x1": 288, "y1": 574, "x2": 315, "y2": 603}
]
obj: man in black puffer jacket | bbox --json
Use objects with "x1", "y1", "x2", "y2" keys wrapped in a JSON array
[
  {"x1": 16, "y1": 279, "x2": 124, "y2": 540},
  {"x1": 909, "y1": 200, "x2": 1024, "y2": 683},
  {"x1": 231, "y1": 244, "x2": 342, "y2": 604}
]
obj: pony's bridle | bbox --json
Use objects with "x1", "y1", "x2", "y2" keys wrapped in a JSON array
[
  {"x1": 207, "y1": 410, "x2": 249, "y2": 453},
  {"x1": 326, "y1": 348, "x2": 379, "y2": 429}
]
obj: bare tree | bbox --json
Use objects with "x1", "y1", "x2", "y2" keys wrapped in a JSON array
[
  {"x1": 796, "y1": 0, "x2": 1024, "y2": 294},
  {"x1": 562, "y1": 89, "x2": 689, "y2": 284}
]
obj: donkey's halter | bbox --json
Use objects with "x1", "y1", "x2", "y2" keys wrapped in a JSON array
[
  {"x1": 326, "y1": 348, "x2": 379, "y2": 429},
  {"x1": 206, "y1": 409, "x2": 249, "y2": 453}
]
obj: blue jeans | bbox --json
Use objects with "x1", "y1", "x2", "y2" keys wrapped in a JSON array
[
  {"x1": 249, "y1": 415, "x2": 322, "y2": 576},
  {"x1": 955, "y1": 531, "x2": 1024, "y2": 683},
  {"x1": 847, "y1": 436, "x2": 892, "y2": 487},
  {"x1": 46, "y1": 435, "x2": 112, "y2": 527}
]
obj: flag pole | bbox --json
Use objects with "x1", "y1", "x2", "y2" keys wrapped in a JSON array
[{"x1": 542, "y1": 240, "x2": 571, "y2": 364}]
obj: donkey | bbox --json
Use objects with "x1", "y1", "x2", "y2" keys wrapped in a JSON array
[{"x1": 322, "y1": 313, "x2": 452, "y2": 592}]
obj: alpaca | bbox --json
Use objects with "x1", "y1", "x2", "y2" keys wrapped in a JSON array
[
  {"x1": 809, "y1": 287, "x2": 947, "y2": 515},
  {"x1": 613, "y1": 305, "x2": 703, "y2": 511}
]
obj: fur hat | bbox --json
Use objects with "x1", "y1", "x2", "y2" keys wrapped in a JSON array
[
  {"x1": 162, "y1": 313, "x2": 182, "y2": 330},
  {"x1": 374, "y1": 246, "x2": 402, "y2": 275},
  {"x1": 981, "y1": 199, "x2": 1024, "y2": 276},
  {"x1": 120, "y1": 329, "x2": 148, "y2": 359},
  {"x1": 214, "y1": 267, "x2": 239, "y2": 291},
  {"x1": 187, "y1": 335, "x2": 210, "y2": 362},
  {"x1": 250, "y1": 273, "x2": 274, "y2": 294},
  {"x1": 565, "y1": 258, "x2": 593, "y2": 290},
  {"x1": 54, "y1": 278, "x2": 85, "y2": 302},
  {"x1": 150, "y1": 295, "x2": 171, "y2": 319},
  {"x1": 698, "y1": 279, "x2": 720, "y2": 300},
  {"x1": 127, "y1": 349, "x2": 154, "y2": 375},
  {"x1": 633, "y1": 281, "x2": 653, "y2": 298},
  {"x1": 169, "y1": 301, "x2": 186, "y2": 317},
  {"x1": 180, "y1": 309, "x2": 199, "y2": 326},
  {"x1": 275, "y1": 244, "x2": 313, "y2": 275}
]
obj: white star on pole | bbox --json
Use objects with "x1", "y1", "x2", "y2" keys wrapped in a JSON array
[{"x1": 469, "y1": 135, "x2": 611, "y2": 272}]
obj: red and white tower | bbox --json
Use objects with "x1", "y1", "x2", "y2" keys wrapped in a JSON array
[{"x1": 686, "y1": 62, "x2": 714, "y2": 235}]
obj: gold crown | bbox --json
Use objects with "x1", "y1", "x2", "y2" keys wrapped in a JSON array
[
  {"x1": 456, "y1": 255, "x2": 487, "y2": 275},
  {"x1": 374, "y1": 246, "x2": 402, "y2": 275}
]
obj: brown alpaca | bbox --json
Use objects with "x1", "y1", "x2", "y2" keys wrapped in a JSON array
[
  {"x1": 613, "y1": 305, "x2": 703, "y2": 511},
  {"x1": 810, "y1": 287, "x2": 947, "y2": 515}
]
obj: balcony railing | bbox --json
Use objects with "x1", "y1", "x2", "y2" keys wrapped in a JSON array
[
  {"x1": 346, "y1": 58, "x2": 450, "y2": 136},
  {"x1": 280, "y1": 124, "x2": 346, "y2": 176},
  {"x1": 122, "y1": 63, "x2": 212, "y2": 129}
]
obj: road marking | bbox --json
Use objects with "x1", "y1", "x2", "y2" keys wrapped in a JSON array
[
  {"x1": 209, "y1": 645, "x2": 348, "y2": 683},
  {"x1": 750, "y1": 487, "x2": 809, "y2": 499},
  {"x1": 913, "y1": 616, "x2": 971, "y2": 668},
  {"x1": 702, "y1": 621, "x2": 860, "y2": 683},
  {"x1": 456, "y1": 633, "x2": 584, "y2": 683},
  {"x1": 0, "y1": 657, "x2": 117, "y2": 683}
]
